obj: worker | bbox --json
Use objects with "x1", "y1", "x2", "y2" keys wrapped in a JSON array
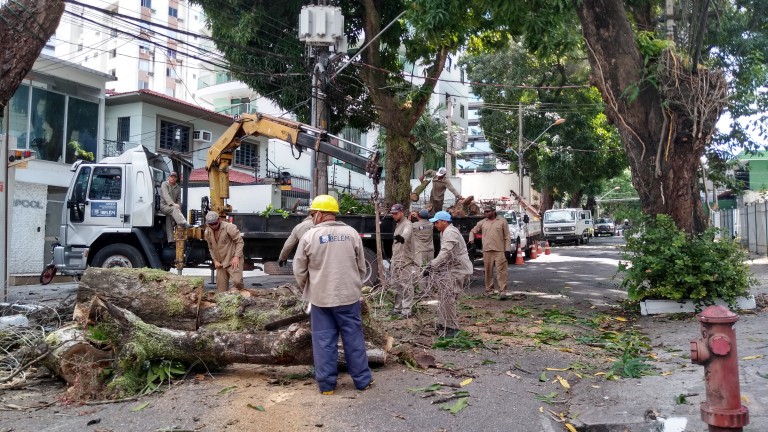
[
  {"x1": 277, "y1": 213, "x2": 314, "y2": 267},
  {"x1": 468, "y1": 206, "x2": 512, "y2": 295},
  {"x1": 293, "y1": 195, "x2": 373, "y2": 395},
  {"x1": 420, "y1": 167, "x2": 461, "y2": 212},
  {"x1": 160, "y1": 171, "x2": 192, "y2": 228},
  {"x1": 203, "y1": 211, "x2": 245, "y2": 292},
  {"x1": 389, "y1": 203, "x2": 417, "y2": 318},
  {"x1": 423, "y1": 211, "x2": 473, "y2": 338},
  {"x1": 412, "y1": 209, "x2": 435, "y2": 265}
]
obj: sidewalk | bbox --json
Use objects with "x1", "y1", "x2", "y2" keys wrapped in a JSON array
[{"x1": 568, "y1": 255, "x2": 768, "y2": 432}]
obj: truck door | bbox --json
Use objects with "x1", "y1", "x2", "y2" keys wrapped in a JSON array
[{"x1": 66, "y1": 165, "x2": 126, "y2": 246}]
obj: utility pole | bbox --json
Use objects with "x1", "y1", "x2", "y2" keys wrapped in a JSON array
[
  {"x1": 518, "y1": 104, "x2": 524, "y2": 213},
  {"x1": 444, "y1": 98, "x2": 455, "y2": 174},
  {"x1": 299, "y1": 1, "x2": 345, "y2": 198}
]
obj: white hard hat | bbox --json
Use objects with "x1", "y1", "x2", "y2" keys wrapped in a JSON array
[{"x1": 436, "y1": 167, "x2": 447, "y2": 177}]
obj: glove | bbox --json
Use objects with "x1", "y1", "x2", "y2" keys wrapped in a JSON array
[
  {"x1": 421, "y1": 266, "x2": 431, "y2": 277},
  {"x1": 278, "y1": 260, "x2": 287, "y2": 267},
  {"x1": 394, "y1": 234, "x2": 405, "y2": 244}
]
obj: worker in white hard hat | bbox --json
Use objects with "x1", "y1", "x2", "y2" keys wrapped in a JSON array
[
  {"x1": 203, "y1": 211, "x2": 244, "y2": 292},
  {"x1": 419, "y1": 167, "x2": 462, "y2": 212}
]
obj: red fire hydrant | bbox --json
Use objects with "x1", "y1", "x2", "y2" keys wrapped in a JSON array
[{"x1": 690, "y1": 305, "x2": 749, "y2": 431}]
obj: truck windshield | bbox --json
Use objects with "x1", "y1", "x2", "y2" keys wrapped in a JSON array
[
  {"x1": 544, "y1": 210, "x2": 575, "y2": 223},
  {"x1": 503, "y1": 213, "x2": 517, "y2": 224}
]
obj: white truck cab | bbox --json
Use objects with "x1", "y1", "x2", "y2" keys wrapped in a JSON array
[
  {"x1": 543, "y1": 208, "x2": 593, "y2": 245},
  {"x1": 54, "y1": 146, "x2": 202, "y2": 276}
]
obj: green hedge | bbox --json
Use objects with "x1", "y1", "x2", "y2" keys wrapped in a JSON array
[{"x1": 619, "y1": 214, "x2": 755, "y2": 308}]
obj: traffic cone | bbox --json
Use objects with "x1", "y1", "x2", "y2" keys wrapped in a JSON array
[
  {"x1": 515, "y1": 245, "x2": 525, "y2": 265},
  {"x1": 537, "y1": 241, "x2": 543, "y2": 255},
  {"x1": 544, "y1": 241, "x2": 551, "y2": 255},
  {"x1": 530, "y1": 242, "x2": 538, "y2": 259}
]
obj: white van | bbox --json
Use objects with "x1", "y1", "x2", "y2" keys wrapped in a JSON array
[{"x1": 543, "y1": 208, "x2": 593, "y2": 245}]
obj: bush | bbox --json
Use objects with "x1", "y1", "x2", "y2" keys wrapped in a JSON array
[{"x1": 618, "y1": 214, "x2": 755, "y2": 308}]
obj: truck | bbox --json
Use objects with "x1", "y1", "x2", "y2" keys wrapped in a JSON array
[
  {"x1": 542, "y1": 208, "x2": 593, "y2": 245},
  {"x1": 52, "y1": 112, "x2": 482, "y2": 285},
  {"x1": 503, "y1": 190, "x2": 543, "y2": 256}
]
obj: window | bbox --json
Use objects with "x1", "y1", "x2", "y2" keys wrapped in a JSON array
[
  {"x1": 138, "y1": 80, "x2": 149, "y2": 89},
  {"x1": 460, "y1": 104, "x2": 465, "y2": 119},
  {"x1": 235, "y1": 142, "x2": 258, "y2": 168},
  {"x1": 228, "y1": 97, "x2": 249, "y2": 116},
  {"x1": 139, "y1": 60, "x2": 150, "y2": 71},
  {"x1": 167, "y1": 48, "x2": 177, "y2": 59},
  {"x1": 65, "y1": 96, "x2": 99, "y2": 164},
  {"x1": 70, "y1": 166, "x2": 91, "y2": 222},
  {"x1": 117, "y1": 117, "x2": 130, "y2": 142},
  {"x1": 29, "y1": 87, "x2": 66, "y2": 162},
  {"x1": 168, "y1": 7, "x2": 178, "y2": 17},
  {"x1": 109, "y1": 69, "x2": 116, "y2": 78},
  {"x1": 3, "y1": 84, "x2": 30, "y2": 149},
  {"x1": 110, "y1": 49, "x2": 116, "y2": 59},
  {"x1": 165, "y1": 87, "x2": 175, "y2": 98},
  {"x1": 77, "y1": 43, "x2": 83, "y2": 51},
  {"x1": 141, "y1": 0, "x2": 151, "y2": 8},
  {"x1": 89, "y1": 167, "x2": 123, "y2": 200},
  {"x1": 159, "y1": 120, "x2": 190, "y2": 152}
]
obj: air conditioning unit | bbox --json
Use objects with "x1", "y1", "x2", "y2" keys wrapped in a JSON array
[{"x1": 193, "y1": 130, "x2": 212, "y2": 142}]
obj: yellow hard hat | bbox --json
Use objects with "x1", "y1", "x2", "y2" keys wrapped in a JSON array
[{"x1": 309, "y1": 195, "x2": 339, "y2": 213}]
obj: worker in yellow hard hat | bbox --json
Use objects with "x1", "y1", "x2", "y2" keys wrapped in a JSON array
[{"x1": 293, "y1": 194, "x2": 373, "y2": 394}]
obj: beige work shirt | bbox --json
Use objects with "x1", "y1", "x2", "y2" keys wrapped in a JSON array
[
  {"x1": 204, "y1": 221, "x2": 244, "y2": 268},
  {"x1": 293, "y1": 221, "x2": 366, "y2": 307},
  {"x1": 160, "y1": 180, "x2": 181, "y2": 211},
  {"x1": 278, "y1": 216, "x2": 314, "y2": 261},
  {"x1": 411, "y1": 219, "x2": 435, "y2": 254},
  {"x1": 430, "y1": 224, "x2": 473, "y2": 275},
  {"x1": 470, "y1": 217, "x2": 511, "y2": 252},
  {"x1": 430, "y1": 177, "x2": 461, "y2": 201},
  {"x1": 392, "y1": 218, "x2": 417, "y2": 269}
]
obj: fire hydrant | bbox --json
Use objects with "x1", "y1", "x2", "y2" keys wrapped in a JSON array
[{"x1": 690, "y1": 305, "x2": 749, "y2": 431}]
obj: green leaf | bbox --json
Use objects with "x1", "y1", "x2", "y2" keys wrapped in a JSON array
[
  {"x1": 440, "y1": 397, "x2": 469, "y2": 415},
  {"x1": 218, "y1": 385, "x2": 237, "y2": 395},
  {"x1": 247, "y1": 404, "x2": 266, "y2": 412},
  {"x1": 407, "y1": 383, "x2": 443, "y2": 393},
  {"x1": 539, "y1": 371, "x2": 547, "y2": 382},
  {"x1": 131, "y1": 402, "x2": 150, "y2": 412}
]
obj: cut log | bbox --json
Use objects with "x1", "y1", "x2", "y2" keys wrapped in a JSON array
[
  {"x1": 76, "y1": 268, "x2": 306, "y2": 332},
  {"x1": 43, "y1": 324, "x2": 112, "y2": 384}
]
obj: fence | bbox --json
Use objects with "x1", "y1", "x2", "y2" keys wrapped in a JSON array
[{"x1": 711, "y1": 200, "x2": 768, "y2": 254}]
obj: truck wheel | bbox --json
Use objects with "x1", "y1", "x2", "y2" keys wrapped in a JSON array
[
  {"x1": 92, "y1": 244, "x2": 146, "y2": 269},
  {"x1": 362, "y1": 247, "x2": 379, "y2": 286}
]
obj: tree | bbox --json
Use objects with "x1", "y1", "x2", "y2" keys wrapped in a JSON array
[
  {"x1": 190, "y1": 0, "x2": 513, "y2": 205},
  {"x1": 0, "y1": 0, "x2": 64, "y2": 116},
  {"x1": 571, "y1": 0, "x2": 768, "y2": 234},
  {"x1": 461, "y1": 43, "x2": 625, "y2": 211}
]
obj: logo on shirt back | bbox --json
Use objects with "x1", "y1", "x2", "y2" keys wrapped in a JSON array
[{"x1": 319, "y1": 234, "x2": 352, "y2": 244}]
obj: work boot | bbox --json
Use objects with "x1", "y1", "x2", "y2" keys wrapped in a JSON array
[{"x1": 357, "y1": 380, "x2": 375, "y2": 391}]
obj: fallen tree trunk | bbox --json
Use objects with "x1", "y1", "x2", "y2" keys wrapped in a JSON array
[{"x1": 76, "y1": 268, "x2": 307, "y2": 331}]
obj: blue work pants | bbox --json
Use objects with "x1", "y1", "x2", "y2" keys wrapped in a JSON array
[{"x1": 310, "y1": 301, "x2": 372, "y2": 392}]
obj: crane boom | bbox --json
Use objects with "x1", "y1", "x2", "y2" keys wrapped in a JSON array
[{"x1": 205, "y1": 113, "x2": 382, "y2": 216}]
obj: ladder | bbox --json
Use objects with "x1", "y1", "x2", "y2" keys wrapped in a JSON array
[{"x1": 509, "y1": 189, "x2": 540, "y2": 218}]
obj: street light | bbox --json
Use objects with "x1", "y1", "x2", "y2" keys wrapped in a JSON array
[
  {"x1": 516, "y1": 117, "x2": 566, "y2": 211},
  {"x1": 596, "y1": 186, "x2": 620, "y2": 219}
]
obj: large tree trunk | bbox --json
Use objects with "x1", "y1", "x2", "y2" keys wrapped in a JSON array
[
  {"x1": 385, "y1": 133, "x2": 420, "y2": 207},
  {"x1": 76, "y1": 268, "x2": 306, "y2": 331},
  {"x1": 0, "y1": 0, "x2": 65, "y2": 112},
  {"x1": 574, "y1": 0, "x2": 726, "y2": 234}
]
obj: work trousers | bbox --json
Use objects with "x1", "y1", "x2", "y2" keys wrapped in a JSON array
[
  {"x1": 161, "y1": 205, "x2": 187, "y2": 225},
  {"x1": 483, "y1": 251, "x2": 508, "y2": 292},
  {"x1": 430, "y1": 199, "x2": 444, "y2": 212},
  {"x1": 437, "y1": 273, "x2": 469, "y2": 331},
  {"x1": 416, "y1": 250, "x2": 434, "y2": 266},
  {"x1": 310, "y1": 301, "x2": 373, "y2": 393},
  {"x1": 391, "y1": 265, "x2": 416, "y2": 314},
  {"x1": 216, "y1": 264, "x2": 244, "y2": 292}
]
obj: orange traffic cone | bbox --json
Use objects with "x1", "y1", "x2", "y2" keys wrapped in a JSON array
[
  {"x1": 530, "y1": 242, "x2": 538, "y2": 259},
  {"x1": 544, "y1": 241, "x2": 551, "y2": 255},
  {"x1": 515, "y1": 245, "x2": 525, "y2": 265},
  {"x1": 537, "y1": 241, "x2": 543, "y2": 255}
]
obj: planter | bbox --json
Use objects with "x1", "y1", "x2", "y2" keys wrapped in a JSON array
[{"x1": 640, "y1": 296, "x2": 756, "y2": 315}]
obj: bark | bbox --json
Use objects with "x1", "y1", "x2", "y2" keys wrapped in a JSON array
[
  {"x1": 574, "y1": 0, "x2": 726, "y2": 234},
  {"x1": 384, "y1": 133, "x2": 420, "y2": 207},
  {"x1": 76, "y1": 268, "x2": 306, "y2": 331},
  {"x1": 0, "y1": 0, "x2": 64, "y2": 113}
]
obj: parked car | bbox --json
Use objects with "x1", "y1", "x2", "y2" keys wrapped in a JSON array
[{"x1": 595, "y1": 218, "x2": 615, "y2": 236}]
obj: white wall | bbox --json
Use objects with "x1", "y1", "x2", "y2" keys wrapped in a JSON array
[
  {"x1": 10, "y1": 182, "x2": 47, "y2": 274},
  {"x1": 188, "y1": 184, "x2": 280, "y2": 214}
]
